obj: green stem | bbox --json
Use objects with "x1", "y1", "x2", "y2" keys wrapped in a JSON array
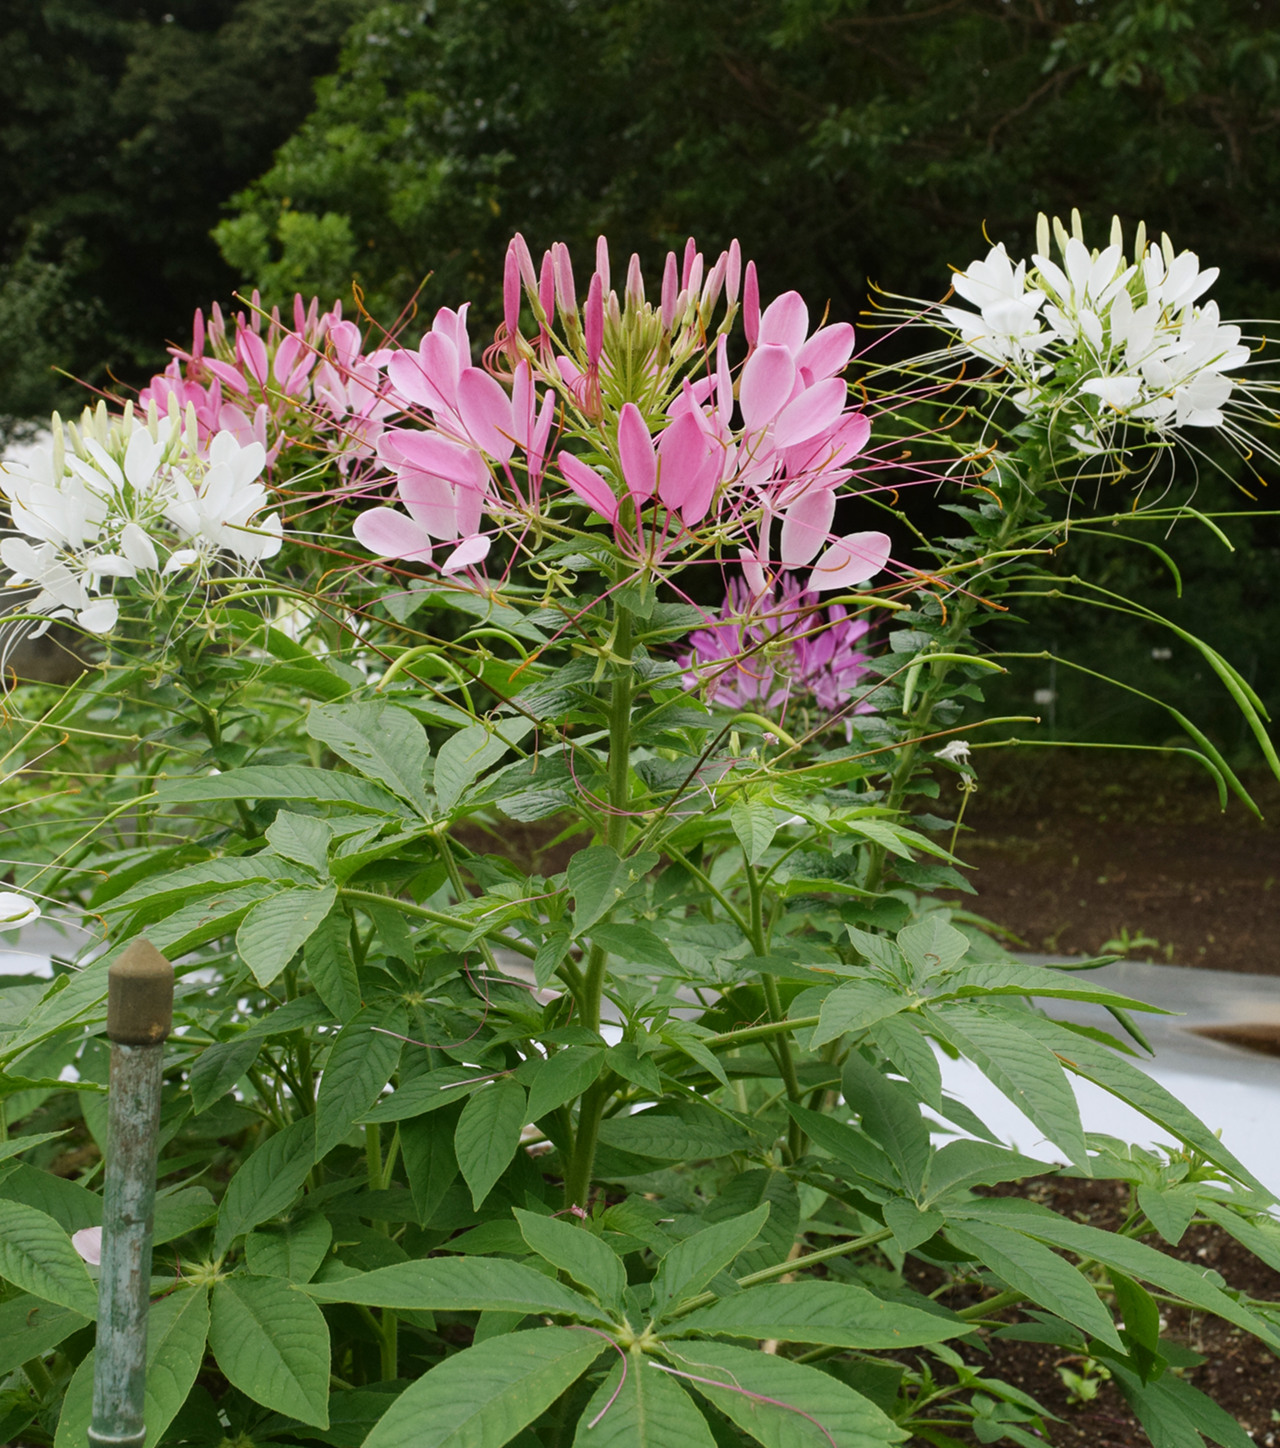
[
  {"x1": 671, "y1": 1227, "x2": 895, "y2": 1318},
  {"x1": 338, "y1": 889, "x2": 536, "y2": 959},
  {"x1": 365, "y1": 1123, "x2": 384, "y2": 1193},
  {"x1": 564, "y1": 603, "x2": 634, "y2": 1209},
  {"x1": 748, "y1": 863, "x2": 804, "y2": 1159},
  {"x1": 22, "y1": 1355, "x2": 53, "y2": 1397},
  {"x1": 956, "y1": 1287, "x2": 1024, "y2": 1321}
]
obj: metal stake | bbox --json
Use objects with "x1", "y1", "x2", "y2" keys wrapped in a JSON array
[{"x1": 89, "y1": 939, "x2": 173, "y2": 1448}]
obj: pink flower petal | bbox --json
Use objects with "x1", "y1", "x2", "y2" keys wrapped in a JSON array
[
  {"x1": 739, "y1": 345, "x2": 796, "y2": 431},
  {"x1": 759, "y1": 291, "x2": 810, "y2": 353},
  {"x1": 809, "y1": 531, "x2": 892, "y2": 592},
  {"x1": 772, "y1": 378, "x2": 848, "y2": 450},
  {"x1": 441, "y1": 533, "x2": 491, "y2": 574},
  {"x1": 387, "y1": 332, "x2": 459, "y2": 413},
  {"x1": 457, "y1": 367, "x2": 515, "y2": 462},
  {"x1": 780, "y1": 486, "x2": 836, "y2": 567},
  {"x1": 738, "y1": 548, "x2": 770, "y2": 597},
  {"x1": 796, "y1": 322, "x2": 855, "y2": 381},
  {"x1": 397, "y1": 472, "x2": 459, "y2": 538},
  {"x1": 73, "y1": 1226, "x2": 102, "y2": 1266},
  {"x1": 382, "y1": 430, "x2": 487, "y2": 488},
  {"x1": 353, "y1": 507, "x2": 438, "y2": 560},
  {"x1": 656, "y1": 411, "x2": 718, "y2": 524},
  {"x1": 558, "y1": 452, "x2": 619, "y2": 524},
  {"x1": 617, "y1": 403, "x2": 657, "y2": 504}
]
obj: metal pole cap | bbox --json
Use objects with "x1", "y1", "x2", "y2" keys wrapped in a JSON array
[{"x1": 107, "y1": 939, "x2": 174, "y2": 1045}]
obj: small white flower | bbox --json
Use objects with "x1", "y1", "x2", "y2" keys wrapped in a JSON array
[
  {"x1": 934, "y1": 739, "x2": 971, "y2": 765},
  {"x1": 0, "y1": 891, "x2": 41, "y2": 928}
]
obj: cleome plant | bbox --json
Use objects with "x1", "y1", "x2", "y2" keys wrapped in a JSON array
[{"x1": 0, "y1": 219, "x2": 1278, "y2": 1447}]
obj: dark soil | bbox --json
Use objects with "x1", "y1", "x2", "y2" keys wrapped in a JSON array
[
  {"x1": 952, "y1": 751, "x2": 1280, "y2": 974},
  {"x1": 914, "y1": 1173, "x2": 1280, "y2": 1446}
]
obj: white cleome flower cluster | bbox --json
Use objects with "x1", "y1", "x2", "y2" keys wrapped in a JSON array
[
  {"x1": 938, "y1": 210, "x2": 1252, "y2": 452},
  {"x1": 0, "y1": 402, "x2": 282, "y2": 636}
]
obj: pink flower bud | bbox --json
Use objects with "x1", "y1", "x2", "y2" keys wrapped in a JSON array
[
  {"x1": 552, "y1": 242, "x2": 576, "y2": 317},
  {"x1": 625, "y1": 253, "x2": 645, "y2": 307},
  {"x1": 503, "y1": 240, "x2": 521, "y2": 339},
  {"x1": 538, "y1": 251, "x2": 555, "y2": 326},
  {"x1": 661, "y1": 252, "x2": 678, "y2": 330},
  {"x1": 726, "y1": 240, "x2": 742, "y2": 304},
  {"x1": 681, "y1": 237, "x2": 698, "y2": 290},
  {"x1": 510, "y1": 232, "x2": 537, "y2": 290},
  {"x1": 744, "y1": 261, "x2": 760, "y2": 348},
  {"x1": 595, "y1": 235, "x2": 611, "y2": 293},
  {"x1": 585, "y1": 273, "x2": 604, "y2": 368}
]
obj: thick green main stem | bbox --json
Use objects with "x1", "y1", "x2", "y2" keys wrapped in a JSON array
[{"x1": 564, "y1": 605, "x2": 634, "y2": 1208}]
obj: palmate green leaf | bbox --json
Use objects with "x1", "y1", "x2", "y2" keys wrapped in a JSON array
[
  {"x1": 303, "y1": 909, "x2": 363, "y2": 1023},
  {"x1": 811, "y1": 980, "x2": 907, "y2": 1048},
  {"x1": 959, "y1": 1197, "x2": 1280, "y2": 1348},
  {"x1": 54, "y1": 1286, "x2": 209, "y2": 1448},
  {"x1": 670, "y1": 1341, "x2": 905, "y2": 1447},
  {"x1": 515, "y1": 1209, "x2": 627, "y2": 1309},
  {"x1": 209, "y1": 1275, "x2": 330, "y2": 1429},
  {"x1": 315, "y1": 1005, "x2": 405, "y2": 1159},
  {"x1": 0, "y1": 1295, "x2": 87, "y2": 1377},
  {"x1": 1137, "y1": 1183, "x2": 1199, "y2": 1246},
  {"x1": 731, "y1": 797, "x2": 778, "y2": 865},
  {"x1": 433, "y1": 719, "x2": 533, "y2": 813},
  {"x1": 307, "y1": 701, "x2": 433, "y2": 816},
  {"x1": 366, "y1": 1326, "x2": 605, "y2": 1448},
  {"x1": 215, "y1": 1116, "x2": 316, "y2": 1256},
  {"x1": 157, "y1": 765, "x2": 406, "y2": 814},
  {"x1": 944, "y1": 1220, "x2": 1122, "y2": 1349},
  {"x1": 245, "y1": 1213, "x2": 333, "y2": 1282},
  {"x1": 521, "y1": 1045, "x2": 606, "y2": 1123},
  {"x1": 454, "y1": 1078, "x2": 527, "y2": 1209},
  {"x1": 652, "y1": 1204, "x2": 771, "y2": 1320},
  {"x1": 303, "y1": 1256, "x2": 608, "y2": 1323},
  {"x1": 266, "y1": 810, "x2": 333, "y2": 873},
  {"x1": 1012, "y1": 1013, "x2": 1267, "y2": 1193},
  {"x1": 573, "y1": 1358, "x2": 716, "y2": 1448},
  {"x1": 927, "y1": 1004, "x2": 1090, "y2": 1168},
  {"x1": 237, "y1": 885, "x2": 338, "y2": 987},
  {"x1": 190, "y1": 1035, "x2": 261, "y2": 1115},
  {"x1": 897, "y1": 917, "x2": 969, "y2": 978},
  {"x1": 0, "y1": 1199, "x2": 97, "y2": 1316},
  {"x1": 666, "y1": 1282, "x2": 966, "y2": 1349},
  {"x1": 883, "y1": 1199, "x2": 944, "y2": 1252}
]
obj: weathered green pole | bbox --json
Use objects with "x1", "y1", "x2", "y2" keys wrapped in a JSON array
[{"x1": 88, "y1": 939, "x2": 173, "y2": 1448}]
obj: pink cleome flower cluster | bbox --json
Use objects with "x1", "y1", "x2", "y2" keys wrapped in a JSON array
[
  {"x1": 681, "y1": 574, "x2": 877, "y2": 735},
  {"x1": 350, "y1": 234, "x2": 893, "y2": 592},
  {"x1": 140, "y1": 294, "x2": 396, "y2": 472}
]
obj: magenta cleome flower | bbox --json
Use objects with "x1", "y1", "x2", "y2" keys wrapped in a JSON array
[{"x1": 681, "y1": 574, "x2": 877, "y2": 736}]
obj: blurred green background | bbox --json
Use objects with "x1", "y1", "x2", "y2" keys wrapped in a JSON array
[{"x1": 3, "y1": 0, "x2": 1278, "y2": 755}]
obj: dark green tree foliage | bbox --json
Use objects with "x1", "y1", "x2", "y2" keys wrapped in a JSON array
[
  {"x1": 219, "y1": 0, "x2": 1280, "y2": 329},
  {"x1": 0, "y1": 0, "x2": 368, "y2": 438}
]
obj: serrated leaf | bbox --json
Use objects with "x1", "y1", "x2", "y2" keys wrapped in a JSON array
[
  {"x1": 303, "y1": 910, "x2": 363, "y2": 1023},
  {"x1": 870, "y1": 1011, "x2": 942, "y2": 1111},
  {"x1": 454, "y1": 1078, "x2": 526, "y2": 1209},
  {"x1": 315, "y1": 1006, "x2": 404, "y2": 1159},
  {"x1": 568, "y1": 845, "x2": 630, "y2": 931},
  {"x1": 812, "y1": 979, "x2": 907, "y2": 1048},
  {"x1": 209, "y1": 1275, "x2": 329, "y2": 1428},
  {"x1": 842, "y1": 1054, "x2": 933, "y2": 1193},
  {"x1": 731, "y1": 797, "x2": 777, "y2": 865},
  {"x1": 236, "y1": 885, "x2": 337, "y2": 987},
  {"x1": 434, "y1": 720, "x2": 531, "y2": 813},
  {"x1": 897, "y1": 917, "x2": 969, "y2": 978},
  {"x1": 590, "y1": 922, "x2": 683, "y2": 974},
  {"x1": 883, "y1": 1199, "x2": 943, "y2": 1252},
  {"x1": 597, "y1": 1112, "x2": 751, "y2": 1162},
  {"x1": 930, "y1": 1005, "x2": 1089, "y2": 1168},
  {"x1": 215, "y1": 1116, "x2": 316, "y2": 1256},
  {"x1": 667, "y1": 1281, "x2": 965, "y2": 1348},
  {"x1": 265, "y1": 811, "x2": 332, "y2": 873},
  {"x1": 939, "y1": 960, "x2": 1162, "y2": 1012},
  {"x1": 522, "y1": 1046, "x2": 605, "y2": 1123},
  {"x1": 652, "y1": 1204, "x2": 770, "y2": 1319},
  {"x1": 0, "y1": 1199, "x2": 96, "y2": 1316},
  {"x1": 515, "y1": 1209, "x2": 626, "y2": 1308},
  {"x1": 1137, "y1": 1183, "x2": 1199, "y2": 1246},
  {"x1": 365, "y1": 1327, "x2": 604, "y2": 1448},
  {"x1": 55, "y1": 1287, "x2": 210, "y2": 1448},
  {"x1": 846, "y1": 929, "x2": 903, "y2": 973},
  {"x1": 705, "y1": 1170, "x2": 799, "y2": 1279},
  {"x1": 783, "y1": 1104, "x2": 899, "y2": 1189},
  {"x1": 605, "y1": 1042, "x2": 662, "y2": 1095},
  {"x1": 0, "y1": 1295, "x2": 86, "y2": 1377},
  {"x1": 303, "y1": 1256, "x2": 605, "y2": 1322},
  {"x1": 157, "y1": 766, "x2": 405, "y2": 814},
  {"x1": 307, "y1": 701, "x2": 432, "y2": 815},
  {"x1": 945, "y1": 1220, "x2": 1121, "y2": 1349},
  {"x1": 574, "y1": 1358, "x2": 716, "y2": 1448},
  {"x1": 672, "y1": 1341, "x2": 905, "y2": 1447},
  {"x1": 533, "y1": 926, "x2": 571, "y2": 986},
  {"x1": 245, "y1": 1214, "x2": 332, "y2": 1282},
  {"x1": 399, "y1": 1108, "x2": 459, "y2": 1226},
  {"x1": 190, "y1": 1036, "x2": 261, "y2": 1115}
]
